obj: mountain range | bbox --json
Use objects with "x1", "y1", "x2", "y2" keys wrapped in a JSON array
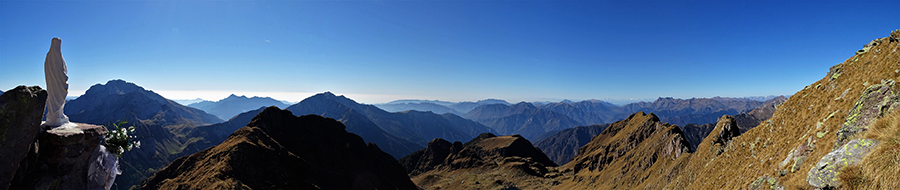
[
  {"x1": 285, "y1": 92, "x2": 497, "y2": 158},
  {"x1": 464, "y1": 102, "x2": 582, "y2": 140},
  {"x1": 63, "y1": 79, "x2": 223, "y2": 189},
  {"x1": 374, "y1": 95, "x2": 781, "y2": 141},
  {"x1": 375, "y1": 98, "x2": 510, "y2": 115},
  {"x1": 187, "y1": 94, "x2": 289, "y2": 120}
]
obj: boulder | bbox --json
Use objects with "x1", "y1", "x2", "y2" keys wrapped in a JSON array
[
  {"x1": 0, "y1": 86, "x2": 48, "y2": 189},
  {"x1": 807, "y1": 138, "x2": 879, "y2": 188},
  {"x1": 835, "y1": 80, "x2": 900, "y2": 149}
]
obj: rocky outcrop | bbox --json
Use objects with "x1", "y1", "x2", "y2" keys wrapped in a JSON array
[
  {"x1": 402, "y1": 133, "x2": 556, "y2": 176},
  {"x1": 399, "y1": 138, "x2": 461, "y2": 176},
  {"x1": 11, "y1": 123, "x2": 108, "y2": 190},
  {"x1": 708, "y1": 115, "x2": 740, "y2": 148},
  {"x1": 446, "y1": 134, "x2": 556, "y2": 172},
  {"x1": 404, "y1": 133, "x2": 558, "y2": 189},
  {"x1": 0, "y1": 86, "x2": 48, "y2": 189},
  {"x1": 835, "y1": 80, "x2": 899, "y2": 148},
  {"x1": 533, "y1": 124, "x2": 609, "y2": 165},
  {"x1": 139, "y1": 106, "x2": 418, "y2": 190},
  {"x1": 807, "y1": 138, "x2": 879, "y2": 188}
]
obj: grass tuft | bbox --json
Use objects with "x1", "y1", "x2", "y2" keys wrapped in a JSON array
[{"x1": 839, "y1": 109, "x2": 900, "y2": 189}]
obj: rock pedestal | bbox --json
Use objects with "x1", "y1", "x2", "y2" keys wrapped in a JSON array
[{"x1": 11, "y1": 123, "x2": 108, "y2": 190}]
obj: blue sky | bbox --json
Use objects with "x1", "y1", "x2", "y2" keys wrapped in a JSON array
[{"x1": 1, "y1": 1, "x2": 897, "y2": 104}]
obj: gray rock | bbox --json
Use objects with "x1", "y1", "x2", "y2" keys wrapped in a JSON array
[
  {"x1": 11, "y1": 123, "x2": 107, "y2": 190},
  {"x1": 836, "y1": 80, "x2": 900, "y2": 149},
  {"x1": 0, "y1": 86, "x2": 48, "y2": 189},
  {"x1": 807, "y1": 138, "x2": 879, "y2": 188}
]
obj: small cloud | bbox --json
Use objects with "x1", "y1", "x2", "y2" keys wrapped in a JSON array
[
  {"x1": 171, "y1": 28, "x2": 179, "y2": 33},
  {"x1": 265, "y1": 39, "x2": 270, "y2": 43}
]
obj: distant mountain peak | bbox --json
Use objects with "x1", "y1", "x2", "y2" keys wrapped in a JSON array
[
  {"x1": 474, "y1": 98, "x2": 510, "y2": 105},
  {"x1": 89, "y1": 79, "x2": 146, "y2": 95}
]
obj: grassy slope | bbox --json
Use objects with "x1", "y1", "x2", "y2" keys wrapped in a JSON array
[{"x1": 671, "y1": 30, "x2": 900, "y2": 189}]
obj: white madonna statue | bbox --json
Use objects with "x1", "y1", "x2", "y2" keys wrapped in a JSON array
[{"x1": 44, "y1": 37, "x2": 70, "y2": 127}]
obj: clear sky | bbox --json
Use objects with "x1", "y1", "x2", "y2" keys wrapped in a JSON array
[{"x1": 1, "y1": 1, "x2": 897, "y2": 104}]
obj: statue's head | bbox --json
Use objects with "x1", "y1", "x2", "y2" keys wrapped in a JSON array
[{"x1": 51, "y1": 37, "x2": 62, "y2": 49}]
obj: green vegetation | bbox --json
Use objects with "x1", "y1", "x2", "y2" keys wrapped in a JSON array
[{"x1": 103, "y1": 121, "x2": 140, "y2": 157}]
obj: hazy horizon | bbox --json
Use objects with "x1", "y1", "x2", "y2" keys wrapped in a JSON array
[{"x1": 2, "y1": 1, "x2": 897, "y2": 104}]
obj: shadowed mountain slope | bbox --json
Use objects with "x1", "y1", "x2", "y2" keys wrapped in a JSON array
[
  {"x1": 180, "y1": 107, "x2": 267, "y2": 157},
  {"x1": 139, "y1": 107, "x2": 418, "y2": 190},
  {"x1": 533, "y1": 124, "x2": 609, "y2": 165}
]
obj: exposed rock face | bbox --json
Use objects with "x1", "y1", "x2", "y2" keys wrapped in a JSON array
[
  {"x1": 709, "y1": 115, "x2": 740, "y2": 147},
  {"x1": 11, "y1": 123, "x2": 108, "y2": 190},
  {"x1": 563, "y1": 112, "x2": 691, "y2": 188},
  {"x1": 139, "y1": 106, "x2": 418, "y2": 190},
  {"x1": 403, "y1": 133, "x2": 558, "y2": 189},
  {"x1": 835, "y1": 80, "x2": 899, "y2": 148},
  {"x1": 0, "y1": 86, "x2": 48, "y2": 189},
  {"x1": 808, "y1": 138, "x2": 879, "y2": 188},
  {"x1": 533, "y1": 124, "x2": 609, "y2": 165}
]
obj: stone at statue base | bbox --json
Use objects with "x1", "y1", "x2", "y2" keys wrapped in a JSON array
[{"x1": 10, "y1": 122, "x2": 108, "y2": 190}]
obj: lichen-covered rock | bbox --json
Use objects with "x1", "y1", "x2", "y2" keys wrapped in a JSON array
[
  {"x1": 836, "y1": 80, "x2": 900, "y2": 149},
  {"x1": 0, "y1": 86, "x2": 48, "y2": 189},
  {"x1": 807, "y1": 138, "x2": 879, "y2": 188},
  {"x1": 827, "y1": 63, "x2": 843, "y2": 81}
]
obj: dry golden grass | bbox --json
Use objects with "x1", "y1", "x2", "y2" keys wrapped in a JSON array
[{"x1": 838, "y1": 109, "x2": 900, "y2": 190}]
